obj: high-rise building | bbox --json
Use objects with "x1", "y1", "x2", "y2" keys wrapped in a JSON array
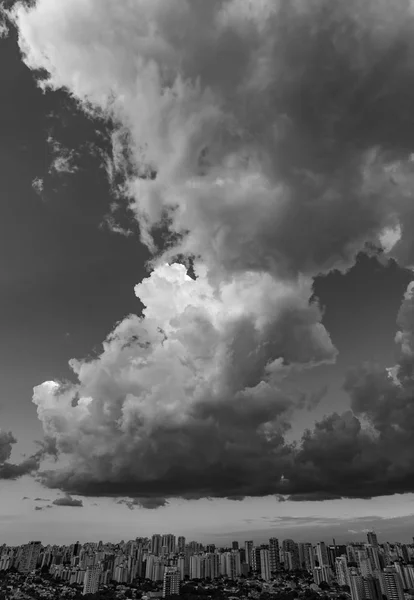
[
  {"x1": 404, "y1": 564, "x2": 414, "y2": 588},
  {"x1": 83, "y1": 565, "x2": 101, "y2": 596},
  {"x1": 145, "y1": 555, "x2": 155, "y2": 579},
  {"x1": 208, "y1": 553, "x2": 220, "y2": 579},
  {"x1": 190, "y1": 555, "x2": 201, "y2": 580},
  {"x1": 335, "y1": 556, "x2": 349, "y2": 587},
  {"x1": 151, "y1": 535, "x2": 162, "y2": 556},
  {"x1": 177, "y1": 556, "x2": 185, "y2": 581},
  {"x1": 356, "y1": 550, "x2": 372, "y2": 577},
  {"x1": 19, "y1": 542, "x2": 42, "y2": 574},
  {"x1": 282, "y1": 540, "x2": 300, "y2": 570},
  {"x1": 225, "y1": 551, "x2": 241, "y2": 579},
  {"x1": 349, "y1": 568, "x2": 363, "y2": 600},
  {"x1": 153, "y1": 559, "x2": 165, "y2": 582},
  {"x1": 393, "y1": 562, "x2": 407, "y2": 588},
  {"x1": 367, "y1": 532, "x2": 379, "y2": 548},
  {"x1": 260, "y1": 549, "x2": 271, "y2": 581},
  {"x1": 163, "y1": 567, "x2": 180, "y2": 597},
  {"x1": 366, "y1": 545, "x2": 381, "y2": 572},
  {"x1": 362, "y1": 575, "x2": 382, "y2": 600},
  {"x1": 252, "y1": 546, "x2": 263, "y2": 573},
  {"x1": 303, "y1": 543, "x2": 315, "y2": 572},
  {"x1": 313, "y1": 567, "x2": 324, "y2": 585},
  {"x1": 383, "y1": 567, "x2": 405, "y2": 600},
  {"x1": 321, "y1": 565, "x2": 333, "y2": 584},
  {"x1": 316, "y1": 542, "x2": 329, "y2": 567},
  {"x1": 269, "y1": 538, "x2": 280, "y2": 574},
  {"x1": 232, "y1": 541, "x2": 239, "y2": 550},
  {"x1": 177, "y1": 537, "x2": 186, "y2": 554},
  {"x1": 245, "y1": 541, "x2": 253, "y2": 569},
  {"x1": 162, "y1": 534, "x2": 175, "y2": 555}
]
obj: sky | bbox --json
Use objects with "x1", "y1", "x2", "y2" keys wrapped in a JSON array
[{"x1": 1, "y1": 0, "x2": 414, "y2": 546}]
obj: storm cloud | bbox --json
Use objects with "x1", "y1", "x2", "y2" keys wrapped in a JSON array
[{"x1": 9, "y1": 0, "x2": 414, "y2": 504}]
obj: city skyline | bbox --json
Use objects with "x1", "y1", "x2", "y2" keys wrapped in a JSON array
[
  {"x1": 1, "y1": 529, "x2": 410, "y2": 551},
  {"x1": 1, "y1": 529, "x2": 413, "y2": 599},
  {"x1": 1, "y1": 0, "x2": 414, "y2": 543}
]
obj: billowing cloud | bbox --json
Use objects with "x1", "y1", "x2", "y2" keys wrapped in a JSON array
[
  {"x1": 33, "y1": 264, "x2": 333, "y2": 500},
  {"x1": 0, "y1": 431, "x2": 43, "y2": 480},
  {"x1": 9, "y1": 0, "x2": 414, "y2": 503},
  {"x1": 52, "y1": 495, "x2": 83, "y2": 507},
  {"x1": 12, "y1": 0, "x2": 414, "y2": 275}
]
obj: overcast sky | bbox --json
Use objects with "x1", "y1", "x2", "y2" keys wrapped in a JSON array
[{"x1": 1, "y1": 0, "x2": 414, "y2": 546}]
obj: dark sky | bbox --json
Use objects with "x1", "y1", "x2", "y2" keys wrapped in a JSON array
[{"x1": 0, "y1": 25, "x2": 148, "y2": 448}]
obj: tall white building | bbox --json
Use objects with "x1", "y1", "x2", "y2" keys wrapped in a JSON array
[
  {"x1": 177, "y1": 556, "x2": 185, "y2": 581},
  {"x1": 145, "y1": 555, "x2": 155, "y2": 579},
  {"x1": 356, "y1": 550, "x2": 373, "y2": 577},
  {"x1": 260, "y1": 549, "x2": 271, "y2": 581},
  {"x1": 162, "y1": 534, "x2": 176, "y2": 555},
  {"x1": 190, "y1": 555, "x2": 201, "y2": 579},
  {"x1": 153, "y1": 559, "x2": 166, "y2": 582},
  {"x1": 335, "y1": 555, "x2": 349, "y2": 587},
  {"x1": 225, "y1": 551, "x2": 241, "y2": 579},
  {"x1": 83, "y1": 565, "x2": 101, "y2": 596},
  {"x1": 316, "y1": 542, "x2": 329, "y2": 567}
]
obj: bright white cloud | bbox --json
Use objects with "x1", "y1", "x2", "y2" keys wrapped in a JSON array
[{"x1": 33, "y1": 263, "x2": 336, "y2": 498}]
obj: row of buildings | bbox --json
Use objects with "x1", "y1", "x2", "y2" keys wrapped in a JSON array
[{"x1": 0, "y1": 532, "x2": 412, "y2": 599}]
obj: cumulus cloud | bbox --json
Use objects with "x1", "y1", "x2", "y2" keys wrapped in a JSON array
[
  {"x1": 9, "y1": 0, "x2": 414, "y2": 503},
  {"x1": 52, "y1": 495, "x2": 83, "y2": 507},
  {"x1": 33, "y1": 264, "x2": 334, "y2": 500},
  {"x1": 12, "y1": 0, "x2": 414, "y2": 275}
]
